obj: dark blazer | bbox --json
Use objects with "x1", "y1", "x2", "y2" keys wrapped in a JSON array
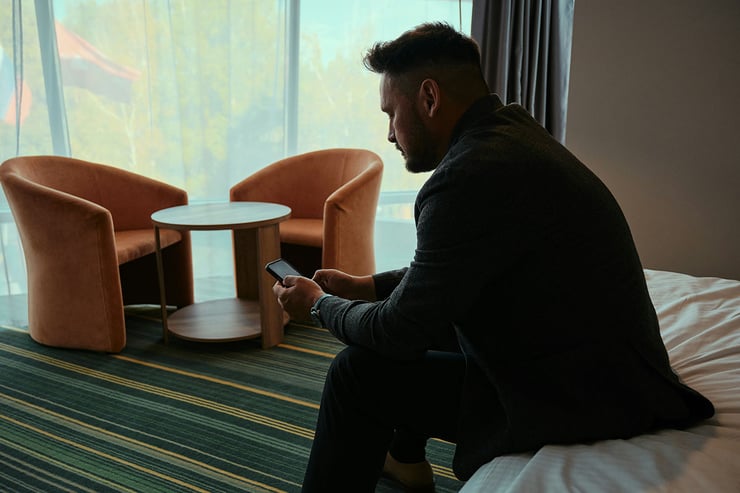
[{"x1": 319, "y1": 94, "x2": 714, "y2": 480}]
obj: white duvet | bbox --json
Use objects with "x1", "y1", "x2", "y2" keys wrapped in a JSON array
[{"x1": 460, "y1": 270, "x2": 740, "y2": 493}]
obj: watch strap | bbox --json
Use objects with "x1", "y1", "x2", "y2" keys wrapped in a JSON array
[{"x1": 310, "y1": 293, "x2": 333, "y2": 326}]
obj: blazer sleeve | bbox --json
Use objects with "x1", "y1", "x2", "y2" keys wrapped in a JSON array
[{"x1": 372, "y1": 268, "x2": 407, "y2": 300}]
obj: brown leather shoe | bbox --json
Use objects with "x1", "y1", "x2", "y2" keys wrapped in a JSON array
[{"x1": 382, "y1": 452, "x2": 435, "y2": 492}]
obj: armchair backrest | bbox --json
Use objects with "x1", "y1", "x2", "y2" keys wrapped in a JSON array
[
  {"x1": 0, "y1": 155, "x2": 188, "y2": 231},
  {"x1": 230, "y1": 148, "x2": 383, "y2": 219}
]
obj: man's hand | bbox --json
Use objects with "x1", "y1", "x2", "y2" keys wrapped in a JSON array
[
  {"x1": 273, "y1": 275, "x2": 324, "y2": 322},
  {"x1": 313, "y1": 269, "x2": 376, "y2": 301}
]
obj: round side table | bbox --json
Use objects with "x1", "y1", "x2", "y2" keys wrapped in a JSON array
[{"x1": 151, "y1": 202, "x2": 291, "y2": 347}]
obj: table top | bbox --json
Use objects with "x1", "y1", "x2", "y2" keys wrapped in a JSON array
[{"x1": 151, "y1": 202, "x2": 291, "y2": 230}]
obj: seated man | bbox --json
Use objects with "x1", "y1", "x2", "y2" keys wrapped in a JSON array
[{"x1": 274, "y1": 22, "x2": 714, "y2": 493}]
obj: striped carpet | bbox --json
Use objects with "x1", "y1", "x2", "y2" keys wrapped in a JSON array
[{"x1": 0, "y1": 306, "x2": 464, "y2": 492}]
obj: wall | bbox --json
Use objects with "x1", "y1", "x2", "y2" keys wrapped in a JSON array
[{"x1": 566, "y1": 1, "x2": 740, "y2": 280}]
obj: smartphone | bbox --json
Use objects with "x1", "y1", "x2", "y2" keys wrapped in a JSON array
[{"x1": 265, "y1": 258, "x2": 303, "y2": 284}]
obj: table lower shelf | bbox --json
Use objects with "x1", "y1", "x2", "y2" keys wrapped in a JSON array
[{"x1": 165, "y1": 298, "x2": 262, "y2": 342}]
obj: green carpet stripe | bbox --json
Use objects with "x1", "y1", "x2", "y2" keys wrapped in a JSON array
[
  {"x1": 0, "y1": 352, "x2": 312, "y2": 486},
  {"x1": 0, "y1": 375, "x2": 313, "y2": 444},
  {"x1": 0, "y1": 343, "x2": 315, "y2": 438},
  {"x1": 0, "y1": 452, "x2": 82, "y2": 493},
  {"x1": 0, "y1": 319, "x2": 465, "y2": 492},
  {"x1": 1, "y1": 414, "x2": 214, "y2": 492},
  {"x1": 1, "y1": 392, "x2": 301, "y2": 491},
  {"x1": 113, "y1": 354, "x2": 320, "y2": 409},
  {"x1": 0, "y1": 440, "x2": 132, "y2": 493},
  {"x1": 0, "y1": 366, "x2": 314, "y2": 454},
  {"x1": 0, "y1": 364, "x2": 312, "y2": 490},
  {"x1": 1, "y1": 413, "x2": 289, "y2": 493}
]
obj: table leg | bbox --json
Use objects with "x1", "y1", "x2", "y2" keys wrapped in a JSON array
[
  {"x1": 233, "y1": 229, "x2": 258, "y2": 300},
  {"x1": 154, "y1": 225, "x2": 170, "y2": 344},
  {"x1": 233, "y1": 225, "x2": 284, "y2": 348},
  {"x1": 257, "y1": 224, "x2": 283, "y2": 348}
]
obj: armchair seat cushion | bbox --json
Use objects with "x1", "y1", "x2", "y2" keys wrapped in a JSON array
[
  {"x1": 279, "y1": 218, "x2": 323, "y2": 248},
  {"x1": 115, "y1": 228, "x2": 182, "y2": 265}
]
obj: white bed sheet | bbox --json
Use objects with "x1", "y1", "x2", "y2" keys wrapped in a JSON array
[{"x1": 460, "y1": 269, "x2": 740, "y2": 493}]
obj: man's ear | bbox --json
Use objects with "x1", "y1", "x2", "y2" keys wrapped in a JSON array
[{"x1": 418, "y1": 79, "x2": 440, "y2": 117}]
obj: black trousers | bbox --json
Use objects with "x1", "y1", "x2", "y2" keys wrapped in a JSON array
[{"x1": 301, "y1": 346, "x2": 465, "y2": 492}]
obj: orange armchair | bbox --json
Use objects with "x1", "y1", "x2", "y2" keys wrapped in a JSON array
[
  {"x1": 0, "y1": 155, "x2": 194, "y2": 352},
  {"x1": 230, "y1": 148, "x2": 383, "y2": 277}
]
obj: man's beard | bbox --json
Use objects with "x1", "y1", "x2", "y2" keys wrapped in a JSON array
[
  {"x1": 399, "y1": 119, "x2": 438, "y2": 173},
  {"x1": 403, "y1": 148, "x2": 437, "y2": 173}
]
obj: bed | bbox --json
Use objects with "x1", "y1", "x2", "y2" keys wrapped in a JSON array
[{"x1": 460, "y1": 269, "x2": 740, "y2": 493}]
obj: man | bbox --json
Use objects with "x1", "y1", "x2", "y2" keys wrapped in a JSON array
[{"x1": 274, "y1": 22, "x2": 714, "y2": 493}]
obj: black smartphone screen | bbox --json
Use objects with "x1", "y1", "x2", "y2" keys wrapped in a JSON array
[{"x1": 265, "y1": 258, "x2": 302, "y2": 283}]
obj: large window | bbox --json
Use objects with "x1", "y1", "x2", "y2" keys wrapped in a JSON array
[{"x1": 0, "y1": 0, "x2": 472, "y2": 299}]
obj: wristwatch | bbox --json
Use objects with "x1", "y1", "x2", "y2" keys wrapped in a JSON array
[{"x1": 310, "y1": 294, "x2": 333, "y2": 326}]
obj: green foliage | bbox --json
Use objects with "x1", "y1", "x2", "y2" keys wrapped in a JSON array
[{"x1": 2, "y1": 1, "x2": 463, "y2": 199}]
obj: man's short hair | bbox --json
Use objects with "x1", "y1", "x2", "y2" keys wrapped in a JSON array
[{"x1": 362, "y1": 22, "x2": 482, "y2": 77}]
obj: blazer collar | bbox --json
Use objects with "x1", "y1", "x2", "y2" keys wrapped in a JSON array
[{"x1": 449, "y1": 93, "x2": 504, "y2": 147}]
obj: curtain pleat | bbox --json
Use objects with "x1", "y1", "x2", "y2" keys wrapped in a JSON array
[{"x1": 471, "y1": 0, "x2": 574, "y2": 143}]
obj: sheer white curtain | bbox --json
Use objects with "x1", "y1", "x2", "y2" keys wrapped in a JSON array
[{"x1": 0, "y1": 0, "x2": 472, "y2": 301}]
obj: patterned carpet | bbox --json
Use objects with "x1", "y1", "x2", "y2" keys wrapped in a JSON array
[{"x1": 0, "y1": 306, "x2": 464, "y2": 492}]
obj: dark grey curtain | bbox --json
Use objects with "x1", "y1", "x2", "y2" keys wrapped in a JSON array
[{"x1": 471, "y1": 0, "x2": 575, "y2": 143}]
